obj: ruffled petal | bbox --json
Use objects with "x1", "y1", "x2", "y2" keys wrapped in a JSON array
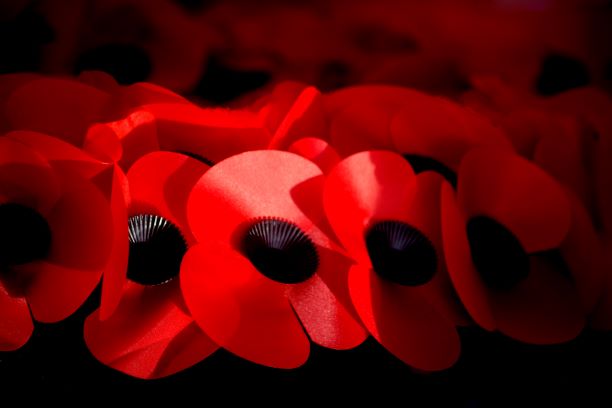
[
  {"x1": 348, "y1": 264, "x2": 460, "y2": 371},
  {"x1": 288, "y1": 137, "x2": 340, "y2": 174},
  {"x1": 491, "y1": 256, "x2": 585, "y2": 344},
  {"x1": 458, "y1": 147, "x2": 571, "y2": 253},
  {"x1": 0, "y1": 282, "x2": 33, "y2": 351},
  {"x1": 323, "y1": 151, "x2": 417, "y2": 265},
  {"x1": 441, "y1": 183, "x2": 496, "y2": 330},
  {"x1": 181, "y1": 243, "x2": 310, "y2": 369},
  {"x1": 85, "y1": 281, "x2": 217, "y2": 379}
]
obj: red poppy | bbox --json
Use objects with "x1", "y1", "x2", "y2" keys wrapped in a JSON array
[
  {"x1": 441, "y1": 147, "x2": 603, "y2": 343},
  {"x1": 323, "y1": 150, "x2": 467, "y2": 371},
  {"x1": 0, "y1": 136, "x2": 114, "y2": 351},
  {"x1": 181, "y1": 150, "x2": 367, "y2": 369},
  {"x1": 84, "y1": 151, "x2": 217, "y2": 379}
]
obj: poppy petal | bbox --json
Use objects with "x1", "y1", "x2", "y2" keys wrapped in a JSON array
[
  {"x1": 181, "y1": 243, "x2": 310, "y2": 369},
  {"x1": 85, "y1": 281, "x2": 217, "y2": 379},
  {"x1": 491, "y1": 256, "x2": 585, "y2": 344},
  {"x1": 7, "y1": 130, "x2": 109, "y2": 179},
  {"x1": 441, "y1": 183, "x2": 496, "y2": 330},
  {"x1": 99, "y1": 166, "x2": 130, "y2": 320},
  {"x1": 329, "y1": 102, "x2": 396, "y2": 157},
  {"x1": 458, "y1": 147, "x2": 571, "y2": 253},
  {"x1": 5, "y1": 78, "x2": 110, "y2": 146},
  {"x1": 289, "y1": 247, "x2": 367, "y2": 350},
  {"x1": 0, "y1": 282, "x2": 33, "y2": 351},
  {"x1": 0, "y1": 137, "x2": 60, "y2": 214},
  {"x1": 391, "y1": 97, "x2": 511, "y2": 170},
  {"x1": 45, "y1": 176, "x2": 114, "y2": 270},
  {"x1": 323, "y1": 151, "x2": 417, "y2": 265},
  {"x1": 267, "y1": 86, "x2": 326, "y2": 149},
  {"x1": 348, "y1": 264, "x2": 460, "y2": 371},
  {"x1": 128, "y1": 151, "x2": 209, "y2": 243},
  {"x1": 143, "y1": 103, "x2": 271, "y2": 164},
  {"x1": 324, "y1": 85, "x2": 423, "y2": 116},
  {"x1": 561, "y1": 195, "x2": 606, "y2": 313},
  {"x1": 288, "y1": 137, "x2": 341, "y2": 174}
]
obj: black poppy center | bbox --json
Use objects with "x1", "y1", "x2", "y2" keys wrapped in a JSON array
[
  {"x1": 403, "y1": 154, "x2": 457, "y2": 187},
  {"x1": 0, "y1": 203, "x2": 51, "y2": 270},
  {"x1": 535, "y1": 53, "x2": 590, "y2": 96},
  {"x1": 467, "y1": 216, "x2": 530, "y2": 290},
  {"x1": 241, "y1": 219, "x2": 319, "y2": 284},
  {"x1": 127, "y1": 214, "x2": 187, "y2": 286},
  {"x1": 365, "y1": 221, "x2": 437, "y2": 286}
]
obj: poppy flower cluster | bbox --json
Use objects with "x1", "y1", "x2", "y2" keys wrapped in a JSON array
[{"x1": 0, "y1": 72, "x2": 610, "y2": 379}]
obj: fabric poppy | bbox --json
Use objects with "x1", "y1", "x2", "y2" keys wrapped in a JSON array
[
  {"x1": 440, "y1": 147, "x2": 603, "y2": 344},
  {"x1": 84, "y1": 151, "x2": 217, "y2": 379},
  {"x1": 0, "y1": 136, "x2": 114, "y2": 351},
  {"x1": 181, "y1": 150, "x2": 367, "y2": 369},
  {"x1": 323, "y1": 150, "x2": 467, "y2": 371}
]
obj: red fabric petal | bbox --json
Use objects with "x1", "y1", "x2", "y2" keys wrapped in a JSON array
[
  {"x1": 85, "y1": 281, "x2": 217, "y2": 379},
  {"x1": 181, "y1": 243, "x2": 310, "y2": 369},
  {"x1": 7, "y1": 130, "x2": 109, "y2": 180},
  {"x1": 458, "y1": 147, "x2": 571, "y2": 253},
  {"x1": 348, "y1": 265, "x2": 460, "y2": 371},
  {"x1": 323, "y1": 151, "x2": 417, "y2": 265},
  {"x1": 0, "y1": 282, "x2": 33, "y2": 351},
  {"x1": 324, "y1": 85, "x2": 424, "y2": 116},
  {"x1": 98, "y1": 166, "x2": 130, "y2": 320},
  {"x1": 329, "y1": 102, "x2": 396, "y2": 157},
  {"x1": 561, "y1": 195, "x2": 606, "y2": 313},
  {"x1": 267, "y1": 86, "x2": 326, "y2": 149},
  {"x1": 288, "y1": 248, "x2": 367, "y2": 350},
  {"x1": 188, "y1": 150, "x2": 328, "y2": 248},
  {"x1": 143, "y1": 103, "x2": 271, "y2": 164},
  {"x1": 391, "y1": 97, "x2": 511, "y2": 170},
  {"x1": 441, "y1": 183, "x2": 496, "y2": 330},
  {"x1": 287, "y1": 137, "x2": 340, "y2": 174},
  {"x1": 128, "y1": 151, "x2": 209, "y2": 244},
  {"x1": 45, "y1": 177, "x2": 113, "y2": 270},
  {"x1": 0, "y1": 137, "x2": 61, "y2": 214},
  {"x1": 86, "y1": 110, "x2": 160, "y2": 171},
  {"x1": 406, "y1": 174, "x2": 471, "y2": 325},
  {"x1": 491, "y1": 256, "x2": 585, "y2": 344},
  {"x1": 5, "y1": 78, "x2": 110, "y2": 146}
]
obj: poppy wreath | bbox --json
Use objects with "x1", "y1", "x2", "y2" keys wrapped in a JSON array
[{"x1": 0, "y1": 73, "x2": 610, "y2": 379}]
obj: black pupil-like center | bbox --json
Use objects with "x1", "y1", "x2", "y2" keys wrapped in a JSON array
[
  {"x1": 403, "y1": 154, "x2": 457, "y2": 187},
  {"x1": 127, "y1": 214, "x2": 187, "y2": 286},
  {"x1": 466, "y1": 216, "x2": 530, "y2": 290},
  {"x1": 242, "y1": 219, "x2": 319, "y2": 284},
  {"x1": 365, "y1": 221, "x2": 437, "y2": 286},
  {"x1": 0, "y1": 203, "x2": 52, "y2": 270}
]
